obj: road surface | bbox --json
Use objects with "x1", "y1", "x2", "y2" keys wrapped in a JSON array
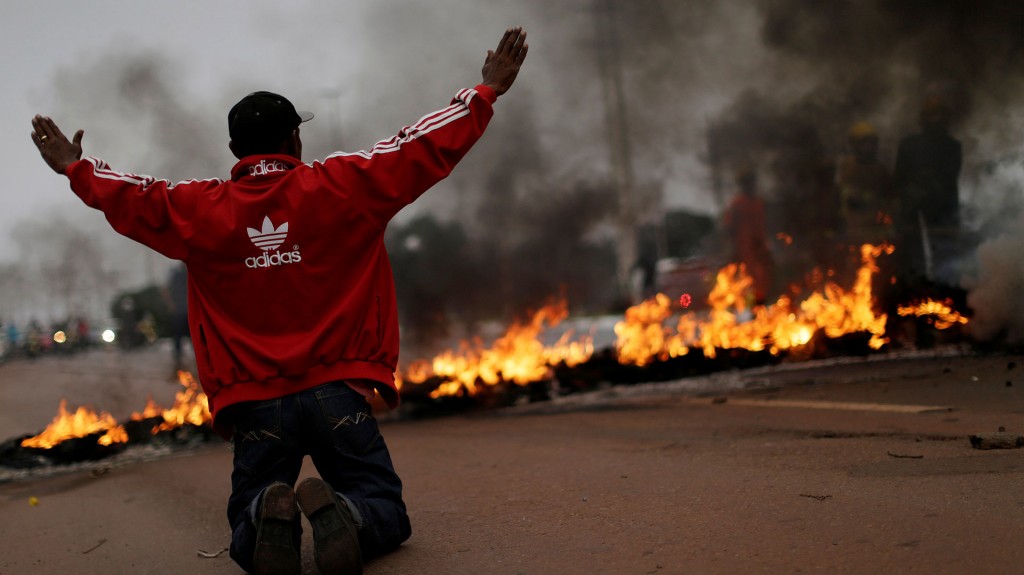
[{"x1": 0, "y1": 344, "x2": 1022, "y2": 574}]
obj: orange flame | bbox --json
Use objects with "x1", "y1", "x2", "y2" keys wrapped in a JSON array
[
  {"x1": 800, "y1": 243, "x2": 893, "y2": 349},
  {"x1": 897, "y1": 299, "x2": 969, "y2": 329},
  {"x1": 25, "y1": 371, "x2": 214, "y2": 450},
  {"x1": 20, "y1": 400, "x2": 128, "y2": 449},
  {"x1": 613, "y1": 293, "x2": 691, "y2": 366},
  {"x1": 616, "y1": 243, "x2": 894, "y2": 365},
  {"x1": 131, "y1": 371, "x2": 211, "y2": 432},
  {"x1": 399, "y1": 299, "x2": 594, "y2": 398}
]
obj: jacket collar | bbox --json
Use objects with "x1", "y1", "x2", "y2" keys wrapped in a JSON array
[{"x1": 230, "y1": 154, "x2": 302, "y2": 182}]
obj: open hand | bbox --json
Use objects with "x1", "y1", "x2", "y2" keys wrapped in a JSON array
[
  {"x1": 482, "y1": 27, "x2": 528, "y2": 96},
  {"x1": 31, "y1": 115, "x2": 84, "y2": 175}
]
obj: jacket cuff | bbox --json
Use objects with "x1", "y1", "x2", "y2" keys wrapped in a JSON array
[
  {"x1": 474, "y1": 84, "x2": 498, "y2": 104},
  {"x1": 64, "y1": 158, "x2": 89, "y2": 178}
]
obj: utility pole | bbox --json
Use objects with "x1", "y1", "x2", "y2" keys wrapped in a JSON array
[{"x1": 593, "y1": 0, "x2": 638, "y2": 303}]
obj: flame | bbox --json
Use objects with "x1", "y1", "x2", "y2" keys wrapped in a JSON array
[
  {"x1": 800, "y1": 243, "x2": 893, "y2": 349},
  {"x1": 22, "y1": 240, "x2": 974, "y2": 441},
  {"x1": 131, "y1": 396, "x2": 163, "y2": 420},
  {"x1": 615, "y1": 243, "x2": 894, "y2": 365},
  {"x1": 20, "y1": 400, "x2": 128, "y2": 449},
  {"x1": 897, "y1": 299, "x2": 970, "y2": 329},
  {"x1": 399, "y1": 299, "x2": 594, "y2": 398},
  {"x1": 24, "y1": 371, "x2": 213, "y2": 450},
  {"x1": 614, "y1": 293, "x2": 691, "y2": 366},
  {"x1": 132, "y1": 371, "x2": 211, "y2": 432}
]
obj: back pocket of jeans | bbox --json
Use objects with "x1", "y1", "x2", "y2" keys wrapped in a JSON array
[
  {"x1": 232, "y1": 398, "x2": 283, "y2": 443},
  {"x1": 315, "y1": 386, "x2": 380, "y2": 456}
]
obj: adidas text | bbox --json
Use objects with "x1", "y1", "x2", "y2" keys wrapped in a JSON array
[
  {"x1": 249, "y1": 160, "x2": 289, "y2": 176},
  {"x1": 245, "y1": 250, "x2": 303, "y2": 269}
]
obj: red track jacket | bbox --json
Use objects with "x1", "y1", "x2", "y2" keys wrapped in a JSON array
[{"x1": 65, "y1": 85, "x2": 497, "y2": 438}]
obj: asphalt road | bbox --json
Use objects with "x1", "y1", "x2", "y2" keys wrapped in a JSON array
[{"x1": 0, "y1": 345, "x2": 1022, "y2": 574}]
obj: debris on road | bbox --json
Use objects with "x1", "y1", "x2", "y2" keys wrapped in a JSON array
[
  {"x1": 197, "y1": 547, "x2": 229, "y2": 559},
  {"x1": 969, "y1": 433, "x2": 1024, "y2": 450},
  {"x1": 886, "y1": 451, "x2": 924, "y2": 459},
  {"x1": 82, "y1": 539, "x2": 107, "y2": 555}
]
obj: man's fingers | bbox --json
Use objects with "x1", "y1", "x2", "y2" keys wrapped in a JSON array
[
  {"x1": 31, "y1": 118, "x2": 50, "y2": 147},
  {"x1": 497, "y1": 27, "x2": 524, "y2": 56},
  {"x1": 515, "y1": 43, "x2": 529, "y2": 65},
  {"x1": 33, "y1": 115, "x2": 55, "y2": 139},
  {"x1": 496, "y1": 28, "x2": 513, "y2": 54},
  {"x1": 32, "y1": 115, "x2": 61, "y2": 142},
  {"x1": 43, "y1": 116, "x2": 71, "y2": 143},
  {"x1": 511, "y1": 30, "x2": 526, "y2": 57},
  {"x1": 31, "y1": 116, "x2": 44, "y2": 138},
  {"x1": 73, "y1": 130, "x2": 84, "y2": 147}
]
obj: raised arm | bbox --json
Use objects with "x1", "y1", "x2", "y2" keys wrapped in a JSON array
[
  {"x1": 30, "y1": 115, "x2": 214, "y2": 261},
  {"x1": 316, "y1": 27, "x2": 530, "y2": 225}
]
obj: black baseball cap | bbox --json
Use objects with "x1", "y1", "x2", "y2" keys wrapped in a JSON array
[{"x1": 228, "y1": 91, "x2": 314, "y2": 145}]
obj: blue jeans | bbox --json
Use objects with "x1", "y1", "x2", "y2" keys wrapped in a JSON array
[{"x1": 224, "y1": 381, "x2": 411, "y2": 573}]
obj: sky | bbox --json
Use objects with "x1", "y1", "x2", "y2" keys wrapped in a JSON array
[{"x1": 6, "y1": 2, "x2": 284, "y2": 228}]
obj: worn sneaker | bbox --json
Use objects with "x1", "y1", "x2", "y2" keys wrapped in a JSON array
[
  {"x1": 253, "y1": 482, "x2": 301, "y2": 575},
  {"x1": 296, "y1": 477, "x2": 362, "y2": 575}
]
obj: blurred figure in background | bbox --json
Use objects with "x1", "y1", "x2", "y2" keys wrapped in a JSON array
[
  {"x1": 722, "y1": 167, "x2": 774, "y2": 304},
  {"x1": 837, "y1": 121, "x2": 896, "y2": 247},
  {"x1": 893, "y1": 95, "x2": 963, "y2": 285},
  {"x1": 4, "y1": 320, "x2": 18, "y2": 357},
  {"x1": 836, "y1": 121, "x2": 897, "y2": 303},
  {"x1": 166, "y1": 262, "x2": 189, "y2": 373}
]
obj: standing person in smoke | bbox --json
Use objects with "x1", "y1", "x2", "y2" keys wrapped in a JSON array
[
  {"x1": 30, "y1": 27, "x2": 528, "y2": 575},
  {"x1": 837, "y1": 122, "x2": 896, "y2": 248},
  {"x1": 722, "y1": 167, "x2": 774, "y2": 305},
  {"x1": 165, "y1": 262, "x2": 189, "y2": 375},
  {"x1": 893, "y1": 95, "x2": 963, "y2": 286},
  {"x1": 836, "y1": 121, "x2": 897, "y2": 303}
]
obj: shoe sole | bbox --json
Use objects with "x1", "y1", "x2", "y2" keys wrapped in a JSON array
[
  {"x1": 253, "y1": 483, "x2": 300, "y2": 575},
  {"x1": 296, "y1": 478, "x2": 362, "y2": 575}
]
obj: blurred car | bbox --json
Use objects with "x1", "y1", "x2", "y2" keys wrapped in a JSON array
[{"x1": 655, "y1": 256, "x2": 718, "y2": 311}]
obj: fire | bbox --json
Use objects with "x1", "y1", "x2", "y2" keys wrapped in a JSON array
[
  {"x1": 800, "y1": 243, "x2": 893, "y2": 349},
  {"x1": 20, "y1": 400, "x2": 128, "y2": 449},
  {"x1": 22, "y1": 371, "x2": 213, "y2": 450},
  {"x1": 616, "y1": 243, "x2": 894, "y2": 365},
  {"x1": 20, "y1": 240, "x2": 974, "y2": 448},
  {"x1": 614, "y1": 293, "x2": 691, "y2": 366},
  {"x1": 132, "y1": 371, "x2": 211, "y2": 431},
  {"x1": 399, "y1": 299, "x2": 594, "y2": 398},
  {"x1": 897, "y1": 299, "x2": 969, "y2": 329}
]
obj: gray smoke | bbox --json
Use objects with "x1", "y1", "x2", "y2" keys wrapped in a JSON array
[
  {"x1": 6, "y1": 53, "x2": 226, "y2": 322},
  {"x1": 13, "y1": 0, "x2": 1024, "y2": 339},
  {"x1": 964, "y1": 220, "x2": 1024, "y2": 342}
]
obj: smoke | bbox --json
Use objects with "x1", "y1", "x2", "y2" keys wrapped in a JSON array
[
  {"x1": 15, "y1": 0, "x2": 1024, "y2": 341},
  {"x1": 964, "y1": 220, "x2": 1024, "y2": 343},
  {"x1": 7, "y1": 51, "x2": 229, "y2": 320},
  {"x1": 689, "y1": 1, "x2": 1024, "y2": 329}
]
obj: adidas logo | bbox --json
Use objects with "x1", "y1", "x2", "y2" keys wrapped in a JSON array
[
  {"x1": 247, "y1": 216, "x2": 288, "y2": 251},
  {"x1": 245, "y1": 215, "x2": 302, "y2": 269}
]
